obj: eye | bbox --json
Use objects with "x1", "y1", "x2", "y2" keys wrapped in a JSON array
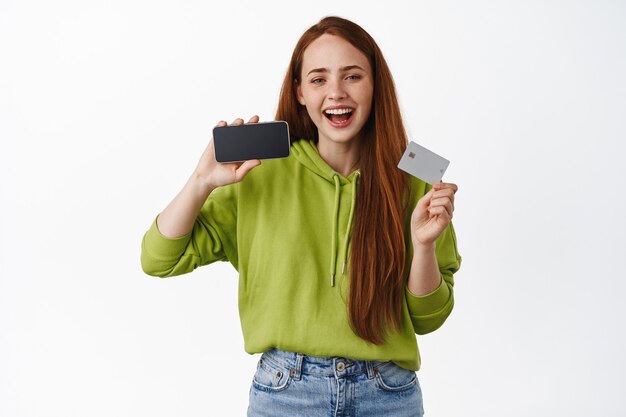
[
  {"x1": 346, "y1": 75, "x2": 361, "y2": 81},
  {"x1": 311, "y1": 78, "x2": 325, "y2": 84}
]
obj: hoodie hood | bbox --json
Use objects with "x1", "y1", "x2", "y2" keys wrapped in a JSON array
[{"x1": 291, "y1": 139, "x2": 361, "y2": 287}]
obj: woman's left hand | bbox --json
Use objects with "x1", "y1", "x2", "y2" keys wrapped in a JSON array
[{"x1": 410, "y1": 182, "x2": 458, "y2": 246}]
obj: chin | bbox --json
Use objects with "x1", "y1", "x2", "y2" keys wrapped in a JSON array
[{"x1": 319, "y1": 131, "x2": 359, "y2": 145}]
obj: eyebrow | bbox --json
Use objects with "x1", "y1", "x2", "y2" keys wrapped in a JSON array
[{"x1": 306, "y1": 65, "x2": 366, "y2": 76}]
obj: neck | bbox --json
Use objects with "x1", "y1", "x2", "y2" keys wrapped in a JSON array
[{"x1": 316, "y1": 137, "x2": 361, "y2": 178}]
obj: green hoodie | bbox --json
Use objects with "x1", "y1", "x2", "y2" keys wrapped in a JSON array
[{"x1": 141, "y1": 138, "x2": 462, "y2": 371}]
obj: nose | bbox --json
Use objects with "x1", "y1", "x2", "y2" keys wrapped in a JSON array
[{"x1": 327, "y1": 79, "x2": 347, "y2": 101}]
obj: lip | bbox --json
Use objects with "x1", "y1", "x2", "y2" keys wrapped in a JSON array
[{"x1": 323, "y1": 106, "x2": 355, "y2": 129}]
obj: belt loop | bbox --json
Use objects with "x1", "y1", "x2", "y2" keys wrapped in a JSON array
[
  {"x1": 291, "y1": 352, "x2": 304, "y2": 381},
  {"x1": 366, "y1": 360, "x2": 376, "y2": 379}
]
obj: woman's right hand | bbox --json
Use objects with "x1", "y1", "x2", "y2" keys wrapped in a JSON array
[
  {"x1": 194, "y1": 115, "x2": 262, "y2": 191},
  {"x1": 154, "y1": 115, "x2": 262, "y2": 239}
]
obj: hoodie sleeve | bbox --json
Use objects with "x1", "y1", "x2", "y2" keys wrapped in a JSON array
[
  {"x1": 405, "y1": 221, "x2": 462, "y2": 334},
  {"x1": 140, "y1": 183, "x2": 239, "y2": 278},
  {"x1": 403, "y1": 178, "x2": 462, "y2": 335}
]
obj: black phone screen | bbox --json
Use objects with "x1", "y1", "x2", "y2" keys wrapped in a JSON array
[{"x1": 213, "y1": 121, "x2": 291, "y2": 163}]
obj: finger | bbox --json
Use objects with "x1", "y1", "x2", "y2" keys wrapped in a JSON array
[
  {"x1": 428, "y1": 205, "x2": 453, "y2": 221},
  {"x1": 432, "y1": 188, "x2": 455, "y2": 206},
  {"x1": 429, "y1": 203, "x2": 453, "y2": 219},
  {"x1": 433, "y1": 187, "x2": 455, "y2": 198},
  {"x1": 232, "y1": 118, "x2": 244, "y2": 126},
  {"x1": 247, "y1": 115, "x2": 260, "y2": 124},
  {"x1": 435, "y1": 182, "x2": 458, "y2": 193},
  {"x1": 428, "y1": 204, "x2": 449, "y2": 216},
  {"x1": 216, "y1": 120, "x2": 227, "y2": 127},
  {"x1": 442, "y1": 182, "x2": 459, "y2": 193},
  {"x1": 416, "y1": 187, "x2": 436, "y2": 209},
  {"x1": 429, "y1": 197, "x2": 454, "y2": 217}
]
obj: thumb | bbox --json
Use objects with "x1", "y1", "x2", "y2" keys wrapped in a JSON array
[
  {"x1": 235, "y1": 159, "x2": 262, "y2": 181},
  {"x1": 416, "y1": 186, "x2": 435, "y2": 209}
]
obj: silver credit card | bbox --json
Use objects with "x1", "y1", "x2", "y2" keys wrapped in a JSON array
[{"x1": 397, "y1": 141, "x2": 450, "y2": 185}]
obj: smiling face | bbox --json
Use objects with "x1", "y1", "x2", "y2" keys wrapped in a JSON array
[{"x1": 297, "y1": 34, "x2": 374, "y2": 147}]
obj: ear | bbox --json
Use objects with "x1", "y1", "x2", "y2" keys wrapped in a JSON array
[{"x1": 296, "y1": 82, "x2": 306, "y2": 106}]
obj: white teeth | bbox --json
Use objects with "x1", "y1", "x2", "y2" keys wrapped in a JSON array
[{"x1": 324, "y1": 108, "x2": 353, "y2": 115}]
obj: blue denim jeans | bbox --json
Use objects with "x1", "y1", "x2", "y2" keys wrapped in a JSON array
[{"x1": 247, "y1": 348, "x2": 424, "y2": 417}]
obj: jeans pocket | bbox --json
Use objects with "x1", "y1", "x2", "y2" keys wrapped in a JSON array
[
  {"x1": 374, "y1": 361, "x2": 418, "y2": 392},
  {"x1": 252, "y1": 357, "x2": 292, "y2": 393}
]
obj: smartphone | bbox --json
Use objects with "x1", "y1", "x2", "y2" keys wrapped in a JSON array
[{"x1": 212, "y1": 121, "x2": 291, "y2": 163}]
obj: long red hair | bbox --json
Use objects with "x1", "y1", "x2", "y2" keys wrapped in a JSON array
[{"x1": 276, "y1": 16, "x2": 410, "y2": 345}]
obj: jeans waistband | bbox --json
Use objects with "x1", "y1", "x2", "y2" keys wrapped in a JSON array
[{"x1": 260, "y1": 348, "x2": 388, "y2": 381}]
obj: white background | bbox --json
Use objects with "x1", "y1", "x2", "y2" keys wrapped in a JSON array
[{"x1": 2, "y1": 0, "x2": 625, "y2": 416}]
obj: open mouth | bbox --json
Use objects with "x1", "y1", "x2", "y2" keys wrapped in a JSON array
[{"x1": 323, "y1": 108, "x2": 354, "y2": 126}]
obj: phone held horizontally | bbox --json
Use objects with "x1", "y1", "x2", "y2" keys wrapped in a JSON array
[{"x1": 213, "y1": 120, "x2": 291, "y2": 163}]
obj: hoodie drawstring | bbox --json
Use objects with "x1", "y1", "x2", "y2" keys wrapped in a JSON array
[
  {"x1": 329, "y1": 171, "x2": 360, "y2": 287},
  {"x1": 329, "y1": 175, "x2": 340, "y2": 286}
]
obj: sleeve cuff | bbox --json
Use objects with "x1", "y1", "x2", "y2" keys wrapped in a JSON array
[
  {"x1": 405, "y1": 275, "x2": 452, "y2": 317},
  {"x1": 142, "y1": 216, "x2": 192, "y2": 261}
]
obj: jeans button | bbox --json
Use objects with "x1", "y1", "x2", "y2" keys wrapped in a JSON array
[{"x1": 336, "y1": 361, "x2": 345, "y2": 371}]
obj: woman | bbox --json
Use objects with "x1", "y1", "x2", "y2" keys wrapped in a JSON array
[{"x1": 141, "y1": 16, "x2": 461, "y2": 417}]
